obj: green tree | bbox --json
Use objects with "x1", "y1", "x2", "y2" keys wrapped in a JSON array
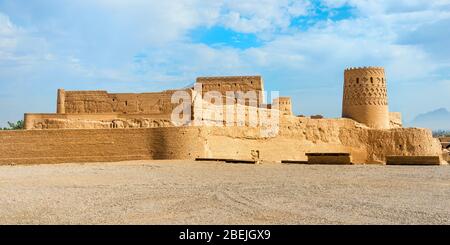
[
  {"x1": 1, "y1": 120, "x2": 24, "y2": 130},
  {"x1": 433, "y1": 130, "x2": 450, "y2": 137}
]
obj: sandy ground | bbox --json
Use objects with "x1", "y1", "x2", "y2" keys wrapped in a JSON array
[{"x1": 0, "y1": 160, "x2": 449, "y2": 224}]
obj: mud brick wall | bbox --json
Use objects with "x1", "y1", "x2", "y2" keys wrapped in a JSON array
[{"x1": 0, "y1": 127, "x2": 204, "y2": 165}]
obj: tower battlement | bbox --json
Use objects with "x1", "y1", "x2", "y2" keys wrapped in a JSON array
[{"x1": 344, "y1": 66, "x2": 384, "y2": 71}]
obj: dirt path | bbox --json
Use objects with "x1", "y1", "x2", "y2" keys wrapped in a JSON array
[{"x1": 0, "y1": 160, "x2": 449, "y2": 224}]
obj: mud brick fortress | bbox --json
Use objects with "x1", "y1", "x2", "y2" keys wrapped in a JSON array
[{"x1": 0, "y1": 67, "x2": 447, "y2": 165}]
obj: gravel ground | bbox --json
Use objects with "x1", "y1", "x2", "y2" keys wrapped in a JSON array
[{"x1": 0, "y1": 160, "x2": 449, "y2": 224}]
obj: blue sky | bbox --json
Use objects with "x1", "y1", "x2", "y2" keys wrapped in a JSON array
[{"x1": 0, "y1": 0, "x2": 450, "y2": 127}]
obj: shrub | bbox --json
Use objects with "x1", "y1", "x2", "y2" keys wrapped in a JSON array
[
  {"x1": 433, "y1": 130, "x2": 450, "y2": 137},
  {"x1": 1, "y1": 120, "x2": 24, "y2": 130}
]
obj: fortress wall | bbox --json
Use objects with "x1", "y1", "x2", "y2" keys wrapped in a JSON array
[
  {"x1": 0, "y1": 127, "x2": 204, "y2": 165},
  {"x1": 24, "y1": 113, "x2": 173, "y2": 130},
  {"x1": 196, "y1": 76, "x2": 264, "y2": 105},
  {"x1": 0, "y1": 129, "x2": 153, "y2": 164},
  {"x1": 61, "y1": 76, "x2": 265, "y2": 116},
  {"x1": 63, "y1": 89, "x2": 187, "y2": 114},
  {"x1": 202, "y1": 132, "x2": 363, "y2": 162},
  {"x1": 195, "y1": 99, "x2": 279, "y2": 126},
  {"x1": 366, "y1": 128, "x2": 444, "y2": 163},
  {"x1": 63, "y1": 90, "x2": 110, "y2": 113},
  {"x1": 1, "y1": 118, "x2": 443, "y2": 165},
  {"x1": 200, "y1": 117, "x2": 369, "y2": 163},
  {"x1": 200, "y1": 118, "x2": 442, "y2": 164}
]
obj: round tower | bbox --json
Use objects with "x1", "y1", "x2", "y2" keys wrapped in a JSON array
[{"x1": 342, "y1": 67, "x2": 389, "y2": 129}]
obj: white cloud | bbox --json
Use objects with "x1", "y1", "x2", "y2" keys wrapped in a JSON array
[
  {"x1": 0, "y1": 13, "x2": 20, "y2": 61},
  {"x1": 0, "y1": 12, "x2": 54, "y2": 68},
  {"x1": 324, "y1": 0, "x2": 450, "y2": 14},
  {"x1": 1, "y1": 0, "x2": 450, "y2": 125},
  {"x1": 91, "y1": 0, "x2": 312, "y2": 39},
  {"x1": 219, "y1": 0, "x2": 311, "y2": 33},
  {"x1": 89, "y1": 0, "x2": 222, "y2": 44}
]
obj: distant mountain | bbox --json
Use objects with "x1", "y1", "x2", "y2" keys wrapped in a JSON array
[{"x1": 410, "y1": 108, "x2": 450, "y2": 130}]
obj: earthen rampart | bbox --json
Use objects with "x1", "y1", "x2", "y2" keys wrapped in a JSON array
[
  {"x1": 61, "y1": 89, "x2": 188, "y2": 115},
  {"x1": 0, "y1": 127, "x2": 204, "y2": 165},
  {"x1": 4, "y1": 73, "x2": 444, "y2": 165},
  {"x1": 1, "y1": 117, "x2": 443, "y2": 165},
  {"x1": 24, "y1": 113, "x2": 173, "y2": 130},
  {"x1": 197, "y1": 76, "x2": 264, "y2": 105}
]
